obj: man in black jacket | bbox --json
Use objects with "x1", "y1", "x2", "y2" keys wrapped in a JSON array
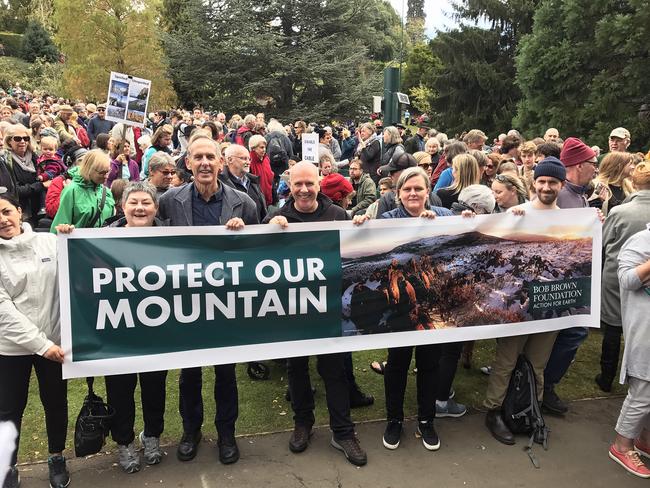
[
  {"x1": 263, "y1": 162, "x2": 367, "y2": 467},
  {"x1": 219, "y1": 144, "x2": 267, "y2": 222}
]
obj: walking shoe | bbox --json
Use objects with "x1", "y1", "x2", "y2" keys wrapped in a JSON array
[
  {"x1": 382, "y1": 420, "x2": 403, "y2": 450},
  {"x1": 177, "y1": 430, "x2": 202, "y2": 461},
  {"x1": 436, "y1": 398, "x2": 467, "y2": 418},
  {"x1": 609, "y1": 444, "x2": 650, "y2": 478},
  {"x1": 118, "y1": 442, "x2": 141, "y2": 474},
  {"x1": 330, "y1": 435, "x2": 367, "y2": 466},
  {"x1": 485, "y1": 409, "x2": 515, "y2": 445},
  {"x1": 480, "y1": 365, "x2": 492, "y2": 375},
  {"x1": 595, "y1": 373, "x2": 613, "y2": 393},
  {"x1": 542, "y1": 388, "x2": 568, "y2": 415},
  {"x1": 3, "y1": 466, "x2": 19, "y2": 488},
  {"x1": 415, "y1": 420, "x2": 440, "y2": 451},
  {"x1": 349, "y1": 386, "x2": 374, "y2": 409},
  {"x1": 48, "y1": 455, "x2": 70, "y2": 488},
  {"x1": 634, "y1": 439, "x2": 650, "y2": 458},
  {"x1": 139, "y1": 431, "x2": 163, "y2": 465},
  {"x1": 217, "y1": 435, "x2": 240, "y2": 465},
  {"x1": 289, "y1": 424, "x2": 313, "y2": 453}
]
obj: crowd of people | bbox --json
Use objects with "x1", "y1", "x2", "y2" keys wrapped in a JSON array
[{"x1": 1, "y1": 84, "x2": 650, "y2": 487}]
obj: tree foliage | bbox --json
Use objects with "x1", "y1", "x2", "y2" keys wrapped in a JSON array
[
  {"x1": 20, "y1": 20, "x2": 58, "y2": 62},
  {"x1": 424, "y1": 0, "x2": 539, "y2": 136},
  {"x1": 162, "y1": 0, "x2": 401, "y2": 121},
  {"x1": 515, "y1": 0, "x2": 650, "y2": 148},
  {"x1": 0, "y1": 0, "x2": 31, "y2": 32},
  {"x1": 53, "y1": 0, "x2": 176, "y2": 106}
]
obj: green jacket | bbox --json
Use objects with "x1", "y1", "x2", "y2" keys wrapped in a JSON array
[
  {"x1": 50, "y1": 166, "x2": 115, "y2": 232},
  {"x1": 350, "y1": 172, "x2": 377, "y2": 215}
]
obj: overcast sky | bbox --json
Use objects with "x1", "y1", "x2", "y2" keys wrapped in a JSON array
[{"x1": 388, "y1": 0, "x2": 460, "y2": 37}]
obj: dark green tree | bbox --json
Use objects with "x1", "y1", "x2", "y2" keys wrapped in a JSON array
[
  {"x1": 0, "y1": 0, "x2": 31, "y2": 32},
  {"x1": 515, "y1": 0, "x2": 649, "y2": 148},
  {"x1": 162, "y1": 0, "x2": 401, "y2": 120},
  {"x1": 20, "y1": 20, "x2": 58, "y2": 62},
  {"x1": 423, "y1": 0, "x2": 540, "y2": 136}
]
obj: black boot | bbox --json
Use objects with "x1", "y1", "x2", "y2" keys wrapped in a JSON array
[{"x1": 485, "y1": 409, "x2": 515, "y2": 445}]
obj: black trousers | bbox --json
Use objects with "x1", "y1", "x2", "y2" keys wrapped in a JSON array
[
  {"x1": 0, "y1": 354, "x2": 67, "y2": 466},
  {"x1": 385, "y1": 344, "x2": 442, "y2": 422},
  {"x1": 105, "y1": 370, "x2": 168, "y2": 445},
  {"x1": 287, "y1": 354, "x2": 354, "y2": 440},
  {"x1": 599, "y1": 321, "x2": 622, "y2": 382},
  {"x1": 436, "y1": 342, "x2": 463, "y2": 401},
  {"x1": 178, "y1": 365, "x2": 238, "y2": 438}
]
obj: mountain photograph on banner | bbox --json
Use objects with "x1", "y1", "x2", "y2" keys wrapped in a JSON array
[{"x1": 340, "y1": 224, "x2": 593, "y2": 335}]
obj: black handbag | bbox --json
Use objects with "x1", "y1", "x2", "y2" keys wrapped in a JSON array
[{"x1": 73, "y1": 377, "x2": 114, "y2": 457}]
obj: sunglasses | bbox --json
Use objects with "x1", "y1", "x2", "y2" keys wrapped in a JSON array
[
  {"x1": 12, "y1": 136, "x2": 30, "y2": 143},
  {"x1": 418, "y1": 163, "x2": 431, "y2": 169},
  {"x1": 494, "y1": 174, "x2": 510, "y2": 182},
  {"x1": 161, "y1": 170, "x2": 176, "y2": 176},
  {"x1": 485, "y1": 164, "x2": 494, "y2": 169}
]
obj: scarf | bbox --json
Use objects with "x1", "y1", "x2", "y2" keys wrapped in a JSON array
[{"x1": 11, "y1": 150, "x2": 35, "y2": 173}]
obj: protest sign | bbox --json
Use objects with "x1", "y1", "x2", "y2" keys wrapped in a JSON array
[
  {"x1": 59, "y1": 209, "x2": 601, "y2": 379},
  {"x1": 301, "y1": 133, "x2": 319, "y2": 163},
  {"x1": 105, "y1": 71, "x2": 151, "y2": 128}
]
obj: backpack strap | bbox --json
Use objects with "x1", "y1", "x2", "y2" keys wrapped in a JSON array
[{"x1": 88, "y1": 186, "x2": 107, "y2": 228}]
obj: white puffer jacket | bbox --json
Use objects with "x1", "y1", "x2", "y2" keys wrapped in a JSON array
[{"x1": 0, "y1": 224, "x2": 60, "y2": 356}]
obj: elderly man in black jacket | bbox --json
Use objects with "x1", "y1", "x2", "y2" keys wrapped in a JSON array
[
  {"x1": 219, "y1": 144, "x2": 267, "y2": 222},
  {"x1": 158, "y1": 134, "x2": 258, "y2": 466}
]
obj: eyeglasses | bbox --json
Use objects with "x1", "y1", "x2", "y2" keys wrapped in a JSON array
[
  {"x1": 494, "y1": 174, "x2": 510, "y2": 182},
  {"x1": 12, "y1": 136, "x2": 30, "y2": 143},
  {"x1": 160, "y1": 170, "x2": 176, "y2": 176},
  {"x1": 95, "y1": 169, "x2": 109, "y2": 176},
  {"x1": 485, "y1": 164, "x2": 494, "y2": 169},
  {"x1": 418, "y1": 163, "x2": 430, "y2": 169}
]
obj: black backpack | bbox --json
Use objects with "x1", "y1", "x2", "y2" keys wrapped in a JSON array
[
  {"x1": 73, "y1": 378, "x2": 114, "y2": 457},
  {"x1": 267, "y1": 135, "x2": 289, "y2": 176},
  {"x1": 502, "y1": 354, "x2": 549, "y2": 467}
]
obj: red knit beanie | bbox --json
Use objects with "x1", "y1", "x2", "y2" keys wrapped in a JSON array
[
  {"x1": 560, "y1": 137, "x2": 597, "y2": 167},
  {"x1": 320, "y1": 173, "x2": 353, "y2": 203}
]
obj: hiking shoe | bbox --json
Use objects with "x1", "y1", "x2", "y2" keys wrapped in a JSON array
[
  {"x1": 330, "y1": 435, "x2": 367, "y2": 466},
  {"x1": 542, "y1": 388, "x2": 568, "y2": 415},
  {"x1": 48, "y1": 455, "x2": 70, "y2": 488},
  {"x1": 349, "y1": 386, "x2": 374, "y2": 409},
  {"x1": 436, "y1": 398, "x2": 467, "y2": 418},
  {"x1": 415, "y1": 420, "x2": 440, "y2": 451},
  {"x1": 117, "y1": 442, "x2": 141, "y2": 474},
  {"x1": 595, "y1": 374, "x2": 613, "y2": 393},
  {"x1": 382, "y1": 420, "x2": 403, "y2": 450},
  {"x1": 289, "y1": 424, "x2": 313, "y2": 453},
  {"x1": 609, "y1": 444, "x2": 650, "y2": 478},
  {"x1": 635, "y1": 439, "x2": 650, "y2": 458},
  {"x1": 140, "y1": 431, "x2": 163, "y2": 465},
  {"x1": 3, "y1": 466, "x2": 19, "y2": 488}
]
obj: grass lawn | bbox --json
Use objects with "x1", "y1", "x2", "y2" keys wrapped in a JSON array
[{"x1": 18, "y1": 329, "x2": 623, "y2": 463}]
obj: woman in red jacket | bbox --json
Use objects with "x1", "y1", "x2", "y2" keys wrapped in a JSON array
[{"x1": 248, "y1": 134, "x2": 275, "y2": 206}]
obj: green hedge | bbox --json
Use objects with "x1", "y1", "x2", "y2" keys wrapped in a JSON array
[{"x1": 0, "y1": 32, "x2": 23, "y2": 57}]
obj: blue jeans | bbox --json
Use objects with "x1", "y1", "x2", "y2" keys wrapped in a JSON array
[{"x1": 543, "y1": 327, "x2": 588, "y2": 389}]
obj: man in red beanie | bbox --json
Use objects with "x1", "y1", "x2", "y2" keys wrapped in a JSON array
[
  {"x1": 555, "y1": 137, "x2": 597, "y2": 208},
  {"x1": 542, "y1": 136, "x2": 598, "y2": 416}
]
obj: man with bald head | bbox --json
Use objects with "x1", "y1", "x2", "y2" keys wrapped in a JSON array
[
  {"x1": 544, "y1": 128, "x2": 560, "y2": 143},
  {"x1": 158, "y1": 134, "x2": 259, "y2": 466},
  {"x1": 263, "y1": 161, "x2": 368, "y2": 466}
]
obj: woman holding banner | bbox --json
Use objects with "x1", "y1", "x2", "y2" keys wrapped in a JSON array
[
  {"x1": 58, "y1": 181, "x2": 168, "y2": 474},
  {"x1": 0, "y1": 192, "x2": 70, "y2": 488},
  {"x1": 353, "y1": 166, "x2": 447, "y2": 452}
]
